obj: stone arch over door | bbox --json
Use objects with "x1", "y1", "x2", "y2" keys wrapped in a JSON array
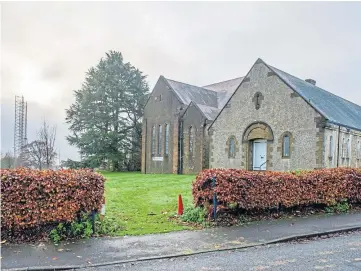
[{"x1": 242, "y1": 121, "x2": 274, "y2": 170}]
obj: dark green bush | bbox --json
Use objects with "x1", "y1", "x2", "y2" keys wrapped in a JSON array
[{"x1": 181, "y1": 207, "x2": 206, "y2": 223}]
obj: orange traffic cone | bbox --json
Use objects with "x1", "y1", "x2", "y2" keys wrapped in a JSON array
[{"x1": 178, "y1": 194, "x2": 184, "y2": 215}]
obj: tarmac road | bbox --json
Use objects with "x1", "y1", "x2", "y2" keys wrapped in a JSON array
[{"x1": 82, "y1": 231, "x2": 361, "y2": 271}]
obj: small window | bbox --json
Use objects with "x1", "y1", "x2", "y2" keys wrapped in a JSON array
[
  {"x1": 154, "y1": 94, "x2": 162, "y2": 102},
  {"x1": 151, "y1": 126, "x2": 156, "y2": 156},
  {"x1": 164, "y1": 123, "x2": 169, "y2": 156},
  {"x1": 229, "y1": 137, "x2": 236, "y2": 158},
  {"x1": 157, "y1": 125, "x2": 162, "y2": 156},
  {"x1": 189, "y1": 126, "x2": 194, "y2": 155},
  {"x1": 282, "y1": 134, "x2": 290, "y2": 158},
  {"x1": 329, "y1": 135, "x2": 333, "y2": 158}
]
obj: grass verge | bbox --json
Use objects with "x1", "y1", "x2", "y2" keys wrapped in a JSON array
[{"x1": 101, "y1": 171, "x2": 195, "y2": 236}]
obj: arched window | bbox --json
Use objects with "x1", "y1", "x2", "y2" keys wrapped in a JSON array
[
  {"x1": 282, "y1": 134, "x2": 290, "y2": 158},
  {"x1": 346, "y1": 138, "x2": 350, "y2": 159},
  {"x1": 357, "y1": 140, "x2": 361, "y2": 160},
  {"x1": 228, "y1": 136, "x2": 236, "y2": 158},
  {"x1": 157, "y1": 125, "x2": 162, "y2": 156},
  {"x1": 164, "y1": 123, "x2": 169, "y2": 156},
  {"x1": 329, "y1": 135, "x2": 334, "y2": 158},
  {"x1": 189, "y1": 126, "x2": 194, "y2": 155},
  {"x1": 151, "y1": 125, "x2": 156, "y2": 156}
]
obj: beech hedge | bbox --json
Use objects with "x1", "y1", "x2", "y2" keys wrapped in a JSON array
[
  {"x1": 192, "y1": 168, "x2": 361, "y2": 214},
  {"x1": 1, "y1": 168, "x2": 105, "y2": 240}
]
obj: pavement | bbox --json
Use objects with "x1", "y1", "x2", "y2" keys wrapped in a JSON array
[
  {"x1": 83, "y1": 230, "x2": 361, "y2": 271},
  {"x1": 2, "y1": 212, "x2": 361, "y2": 270}
]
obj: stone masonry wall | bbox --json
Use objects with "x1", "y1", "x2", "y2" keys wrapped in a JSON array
[
  {"x1": 143, "y1": 77, "x2": 184, "y2": 173},
  {"x1": 181, "y1": 104, "x2": 207, "y2": 174},
  {"x1": 209, "y1": 61, "x2": 322, "y2": 171}
]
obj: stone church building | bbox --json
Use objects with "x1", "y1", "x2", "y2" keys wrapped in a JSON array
[{"x1": 141, "y1": 58, "x2": 361, "y2": 174}]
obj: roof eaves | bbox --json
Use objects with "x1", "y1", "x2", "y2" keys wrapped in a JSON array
[{"x1": 326, "y1": 120, "x2": 361, "y2": 133}]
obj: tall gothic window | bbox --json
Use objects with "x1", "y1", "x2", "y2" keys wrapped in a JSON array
[
  {"x1": 189, "y1": 126, "x2": 194, "y2": 155},
  {"x1": 342, "y1": 138, "x2": 346, "y2": 158},
  {"x1": 282, "y1": 134, "x2": 290, "y2": 158},
  {"x1": 329, "y1": 135, "x2": 334, "y2": 158},
  {"x1": 357, "y1": 140, "x2": 361, "y2": 159},
  {"x1": 151, "y1": 125, "x2": 156, "y2": 156},
  {"x1": 164, "y1": 123, "x2": 169, "y2": 156},
  {"x1": 229, "y1": 136, "x2": 236, "y2": 158},
  {"x1": 346, "y1": 138, "x2": 350, "y2": 159},
  {"x1": 158, "y1": 125, "x2": 162, "y2": 156}
]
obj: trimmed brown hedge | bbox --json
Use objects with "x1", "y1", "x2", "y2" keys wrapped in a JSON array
[
  {"x1": 192, "y1": 168, "x2": 361, "y2": 215},
  {"x1": 1, "y1": 168, "x2": 105, "y2": 240}
]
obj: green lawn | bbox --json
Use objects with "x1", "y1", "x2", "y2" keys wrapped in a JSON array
[{"x1": 101, "y1": 172, "x2": 196, "y2": 236}]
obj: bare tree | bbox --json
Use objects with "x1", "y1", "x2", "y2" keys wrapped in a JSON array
[
  {"x1": 22, "y1": 120, "x2": 57, "y2": 170},
  {"x1": 39, "y1": 120, "x2": 57, "y2": 169},
  {"x1": 22, "y1": 140, "x2": 46, "y2": 169}
]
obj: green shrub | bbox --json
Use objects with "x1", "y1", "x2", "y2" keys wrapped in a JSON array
[
  {"x1": 325, "y1": 199, "x2": 350, "y2": 213},
  {"x1": 181, "y1": 207, "x2": 206, "y2": 223},
  {"x1": 94, "y1": 215, "x2": 124, "y2": 236},
  {"x1": 49, "y1": 213, "x2": 94, "y2": 244}
]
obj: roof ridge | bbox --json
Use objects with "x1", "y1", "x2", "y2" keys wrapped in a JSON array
[{"x1": 269, "y1": 65, "x2": 361, "y2": 110}]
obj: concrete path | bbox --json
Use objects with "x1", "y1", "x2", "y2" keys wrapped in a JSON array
[{"x1": 2, "y1": 212, "x2": 361, "y2": 270}]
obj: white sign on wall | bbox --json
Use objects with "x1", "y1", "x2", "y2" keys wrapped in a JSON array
[{"x1": 152, "y1": 157, "x2": 164, "y2": 161}]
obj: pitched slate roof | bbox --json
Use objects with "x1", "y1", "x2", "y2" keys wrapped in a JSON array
[
  {"x1": 203, "y1": 77, "x2": 244, "y2": 109},
  {"x1": 165, "y1": 77, "x2": 242, "y2": 120},
  {"x1": 203, "y1": 77, "x2": 244, "y2": 92},
  {"x1": 195, "y1": 104, "x2": 221, "y2": 121},
  {"x1": 267, "y1": 65, "x2": 361, "y2": 131},
  {"x1": 165, "y1": 78, "x2": 218, "y2": 107}
]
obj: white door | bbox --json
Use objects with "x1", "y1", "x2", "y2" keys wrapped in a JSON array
[{"x1": 253, "y1": 140, "x2": 267, "y2": 170}]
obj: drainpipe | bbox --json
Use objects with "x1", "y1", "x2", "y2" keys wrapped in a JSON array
[
  {"x1": 178, "y1": 119, "x2": 183, "y2": 174},
  {"x1": 336, "y1": 125, "x2": 340, "y2": 168},
  {"x1": 144, "y1": 118, "x2": 147, "y2": 174}
]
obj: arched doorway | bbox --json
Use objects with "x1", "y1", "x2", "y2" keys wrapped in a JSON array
[{"x1": 242, "y1": 122, "x2": 274, "y2": 171}]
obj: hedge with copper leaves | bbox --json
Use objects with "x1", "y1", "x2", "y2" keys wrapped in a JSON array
[
  {"x1": 1, "y1": 168, "x2": 105, "y2": 241},
  {"x1": 192, "y1": 168, "x2": 361, "y2": 214}
]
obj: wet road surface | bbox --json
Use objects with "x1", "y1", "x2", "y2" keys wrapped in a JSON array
[{"x1": 82, "y1": 231, "x2": 361, "y2": 271}]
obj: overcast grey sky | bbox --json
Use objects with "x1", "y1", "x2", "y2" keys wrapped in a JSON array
[{"x1": 1, "y1": 2, "x2": 361, "y2": 161}]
